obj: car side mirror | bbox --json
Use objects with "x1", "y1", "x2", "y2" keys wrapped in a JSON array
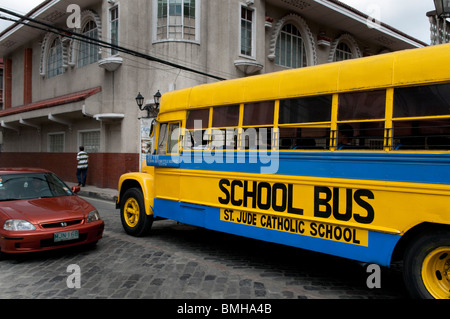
[{"x1": 72, "y1": 186, "x2": 81, "y2": 193}]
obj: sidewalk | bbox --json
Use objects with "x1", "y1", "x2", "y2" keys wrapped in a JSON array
[{"x1": 65, "y1": 182, "x2": 118, "y2": 202}]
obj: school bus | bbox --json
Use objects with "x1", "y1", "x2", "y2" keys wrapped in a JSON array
[{"x1": 117, "y1": 43, "x2": 450, "y2": 299}]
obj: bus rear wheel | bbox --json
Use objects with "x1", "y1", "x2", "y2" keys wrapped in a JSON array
[
  {"x1": 120, "y1": 188, "x2": 153, "y2": 237},
  {"x1": 403, "y1": 231, "x2": 450, "y2": 299}
]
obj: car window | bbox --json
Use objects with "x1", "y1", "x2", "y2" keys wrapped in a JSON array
[{"x1": 0, "y1": 173, "x2": 73, "y2": 201}]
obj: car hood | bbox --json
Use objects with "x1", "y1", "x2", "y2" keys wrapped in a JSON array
[{"x1": 0, "y1": 196, "x2": 94, "y2": 224}]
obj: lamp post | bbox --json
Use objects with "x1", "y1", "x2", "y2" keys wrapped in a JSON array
[
  {"x1": 135, "y1": 90, "x2": 161, "y2": 118},
  {"x1": 434, "y1": 0, "x2": 450, "y2": 17},
  {"x1": 428, "y1": 0, "x2": 450, "y2": 44},
  {"x1": 137, "y1": 91, "x2": 161, "y2": 170}
]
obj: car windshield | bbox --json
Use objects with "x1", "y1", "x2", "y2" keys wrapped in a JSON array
[{"x1": 0, "y1": 172, "x2": 74, "y2": 201}]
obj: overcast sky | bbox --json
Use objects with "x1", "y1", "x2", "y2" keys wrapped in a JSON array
[
  {"x1": 340, "y1": 0, "x2": 434, "y2": 44},
  {"x1": 0, "y1": 0, "x2": 436, "y2": 44}
]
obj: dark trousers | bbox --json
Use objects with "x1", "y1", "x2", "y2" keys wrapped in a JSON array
[{"x1": 76, "y1": 168, "x2": 88, "y2": 186}]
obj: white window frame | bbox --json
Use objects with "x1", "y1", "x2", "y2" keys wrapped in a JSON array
[
  {"x1": 327, "y1": 34, "x2": 362, "y2": 63},
  {"x1": 47, "y1": 132, "x2": 65, "y2": 152},
  {"x1": 334, "y1": 42, "x2": 353, "y2": 62},
  {"x1": 77, "y1": 20, "x2": 101, "y2": 68},
  {"x1": 109, "y1": 4, "x2": 120, "y2": 56},
  {"x1": 47, "y1": 37, "x2": 65, "y2": 78},
  {"x1": 275, "y1": 23, "x2": 307, "y2": 69},
  {"x1": 152, "y1": 0, "x2": 201, "y2": 44},
  {"x1": 239, "y1": 3, "x2": 256, "y2": 59},
  {"x1": 268, "y1": 14, "x2": 317, "y2": 67},
  {"x1": 78, "y1": 129, "x2": 101, "y2": 153}
]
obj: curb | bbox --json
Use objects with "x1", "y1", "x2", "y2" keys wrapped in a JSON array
[
  {"x1": 65, "y1": 182, "x2": 118, "y2": 203},
  {"x1": 78, "y1": 189, "x2": 118, "y2": 203}
]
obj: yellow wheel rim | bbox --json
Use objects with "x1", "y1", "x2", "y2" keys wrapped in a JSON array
[
  {"x1": 422, "y1": 247, "x2": 450, "y2": 299},
  {"x1": 124, "y1": 197, "x2": 140, "y2": 228}
]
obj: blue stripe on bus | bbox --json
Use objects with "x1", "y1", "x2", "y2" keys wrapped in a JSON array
[
  {"x1": 153, "y1": 198, "x2": 401, "y2": 267},
  {"x1": 148, "y1": 151, "x2": 450, "y2": 185}
]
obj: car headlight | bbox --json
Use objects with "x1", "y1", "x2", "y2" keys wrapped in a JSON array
[
  {"x1": 4, "y1": 219, "x2": 36, "y2": 231},
  {"x1": 86, "y1": 210, "x2": 101, "y2": 223}
]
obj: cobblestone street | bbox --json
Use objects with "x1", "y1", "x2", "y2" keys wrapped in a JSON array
[{"x1": 0, "y1": 197, "x2": 409, "y2": 302}]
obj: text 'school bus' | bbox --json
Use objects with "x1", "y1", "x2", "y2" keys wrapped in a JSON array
[{"x1": 117, "y1": 43, "x2": 450, "y2": 299}]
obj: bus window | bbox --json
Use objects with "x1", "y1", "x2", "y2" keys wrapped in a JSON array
[
  {"x1": 279, "y1": 95, "x2": 332, "y2": 124},
  {"x1": 212, "y1": 105, "x2": 240, "y2": 127},
  {"x1": 189, "y1": 129, "x2": 208, "y2": 149},
  {"x1": 338, "y1": 90, "x2": 386, "y2": 121},
  {"x1": 393, "y1": 119, "x2": 450, "y2": 150},
  {"x1": 243, "y1": 101, "x2": 274, "y2": 150},
  {"x1": 167, "y1": 122, "x2": 180, "y2": 154},
  {"x1": 186, "y1": 109, "x2": 210, "y2": 150},
  {"x1": 207, "y1": 128, "x2": 238, "y2": 150},
  {"x1": 337, "y1": 122, "x2": 385, "y2": 150},
  {"x1": 243, "y1": 101, "x2": 274, "y2": 126},
  {"x1": 157, "y1": 123, "x2": 168, "y2": 154},
  {"x1": 336, "y1": 90, "x2": 386, "y2": 150},
  {"x1": 242, "y1": 126, "x2": 272, "y2": 150},
  {"x1": 157, "y1": 122, "x2": 180, "y2": 154},
  {"x1": 210, "y1": 105, "x2": 240, "y2": 150},
  {"x1": 187, "y1": 109, "x2": 209, "y2": 129},
  {"x1": 278, "y1": 95, "x2": 332, "y2": 150},
  {"x1": 279, "y1": 127, "x2": 330, "y2": 150},
  {"x1": 393, "y1": 83, "x2": 450, "y2": 118},
  {"x1": 393, "y1": 83, "x2": 450, "y2": 150}
]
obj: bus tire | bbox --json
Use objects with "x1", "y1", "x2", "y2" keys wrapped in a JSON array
[
  {"x1": 403, "y1": 231, "x2": 450, "y2": 299},
  {"x1": 120, "y1": 188, "x2": 153, "y2": 237}
]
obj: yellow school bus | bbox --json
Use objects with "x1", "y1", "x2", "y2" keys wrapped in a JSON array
[{"x1": 117, "y1": 43, "x2": 450, "y2": 299}]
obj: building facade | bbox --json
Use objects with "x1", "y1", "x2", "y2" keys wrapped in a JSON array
[{"x1": 0, "y1": 0, "x2": 425, "y2": 188}]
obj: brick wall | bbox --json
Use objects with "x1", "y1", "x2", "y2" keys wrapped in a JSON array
[{"x1": 0, "y1": 152, "x2": 139, "y2": 189}]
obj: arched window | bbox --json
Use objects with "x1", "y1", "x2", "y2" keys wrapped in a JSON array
[
  {"x1": 78, "y1": 20, "x2": 100, "y2": 67},
  {"x1": 269, "y1": 14, "x2": 316, "y2": 68},
  {"x1": 47, "y1": 37, "x2": 64, "y2": 78},
  {"x1": 334, "y1": 42, "x2": 352, "y2": 61},
  {"x1": 275, "y1": 24, "x2": 307, "y2": 68},
  {"x1": 328, "y1": 34, "x2": 362, "y2": 63}
]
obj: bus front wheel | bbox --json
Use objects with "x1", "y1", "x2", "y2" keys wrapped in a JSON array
[
  {"x1": 403, "y1": 231, "x2": 450, "y2": 299},
  {"x1": 120, "y1": 188, "x2": 153, "y2": 237}
]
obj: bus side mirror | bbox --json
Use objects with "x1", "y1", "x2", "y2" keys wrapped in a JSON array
[{"x1": 150, "y1": 119, "x2": 156, "y2": 138}]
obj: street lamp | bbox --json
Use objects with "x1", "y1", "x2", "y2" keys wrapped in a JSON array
[
  {"x1": 428, "y1": 0, "x2": 450, "y2": 44},
  {"x1": 135, "y1": 92, "x2": 144, "y2": 108},
  {"x1": 434, "y1": 0, "x2": 450, "y2": 17},
  {"x1": 153, "y1": 90, "x2": 161, "y2": 108},
  {"x1": 135, "y1": 90, "x2": 161, "y2": 118}
]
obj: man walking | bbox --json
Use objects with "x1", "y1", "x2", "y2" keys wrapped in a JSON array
[{"x1": 76, "y1": 146, "x2": 89, "y2": 187}]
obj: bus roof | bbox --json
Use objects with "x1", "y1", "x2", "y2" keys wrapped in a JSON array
[{"x1": 159, "y1": 43, "x2": 450, "y2": 115}]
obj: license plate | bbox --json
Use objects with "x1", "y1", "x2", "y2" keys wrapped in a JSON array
[{"x1": 54, "y1": 230, "x2": 79, "y2": 242}]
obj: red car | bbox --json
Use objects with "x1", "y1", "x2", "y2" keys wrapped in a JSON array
[{"x1": 0, "y1": 168, "x2": 104, "y2": 256}]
